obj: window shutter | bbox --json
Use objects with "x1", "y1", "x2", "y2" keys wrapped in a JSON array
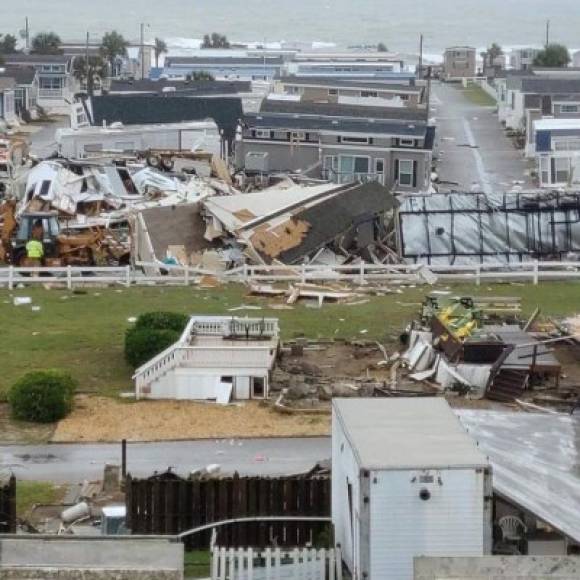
[
  {"x1": 394, "y1": 159, "x2": 399, "y2": 181},
  {"x1": 412, "y1": 161, "x2": 418, "y2": 188}
]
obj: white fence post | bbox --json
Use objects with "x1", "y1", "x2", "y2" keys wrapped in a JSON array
[
  {"x1": 301, "y1": 263, "x2": 306, "y2": 284},
  {"x1": 67, "y1": 265, "x2": 72, "y2": 290},
  {"x1": 533, "y1": 260, "x2": 539, "y2": 285},
  {"x1": 475, "y1": 265, "x2": 481, "y2": 286},
  {"x1": 242, "y1": 262, "x2": 248, "y2": 283},
  {"x1": 184, "y1": 266, "x2": 190, "y2": 287},
  {"x1": 125, "y1": 265, "x2": 131, "y2": 287},
  {"x1": 8, "y1": 265, "x2": 14, "y2": 290},
  {"x1": 358, "y1": 261, "x2": 365, "y2": 285}
]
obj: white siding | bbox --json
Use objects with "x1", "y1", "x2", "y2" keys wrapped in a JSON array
[
  {"x1": 332, "y1": 409, "x2": 362, "y2": 576},
  {"x1": 369, "y1": 468, "x2": 486, "y2": 580}
]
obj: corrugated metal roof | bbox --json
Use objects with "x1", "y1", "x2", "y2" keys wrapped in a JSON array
[
  {"x1": 333, "y1": 398, "x2": 489, "y2": 470},
  {"x1": 459, "y1": 410, "x2": 580, "y2": 543}
]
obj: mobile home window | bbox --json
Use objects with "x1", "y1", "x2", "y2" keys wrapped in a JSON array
[
  {"x1": 554, "y1": 157, "x2": 570, "y2": 183},
  {"x1": 398, "y1": 159, "x2": 414, "y2": 186},
  {"x1": 539, "y1": 157, "x2": 550, "y2": 185},
  {"x1": 360, "y1": 90, "x2": 378, "y2": 98},
  {"x1": 340, "y1": 135, "x2": 370, "y2": 144},
  {"x1": 561, "y1": 104, "x2": 579, "y2": 113},
  {"x1": 255, "y1": 129, "x2": 271, "y2": 139},
  {"x1": 328, "y1": 89, "x2": 338, "y2": 96},
  {"x1": 399, "y1": 138, "x2": 415, "y2": 147}
]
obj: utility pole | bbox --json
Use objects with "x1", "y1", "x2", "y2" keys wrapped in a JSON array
[
  {"x1": 25, "y1": 17, "x2": 29, "y2": 52},
  {"x1": 426, "y1": 65, "x2": 432, "y2": 115},
  {"x1": 418, "y1": 34, "x2": 423, "y2": 80},
  {"x1": 545, "y1": 19, "x2": 550, "y2": 47},
  {"x1": 85, "y1": 31, "x2": 90, "y2": 95},
  {"x1": 140, "y1": 23, "x2": 145, "y2": 80}
]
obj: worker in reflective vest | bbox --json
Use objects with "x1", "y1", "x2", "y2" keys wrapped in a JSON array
[
  {"x1": 26, "y1": 238, "x2": 44, "y2": 260},
  {"x1": 26, "y1": 220, "x2": 44, "y2": 264}
]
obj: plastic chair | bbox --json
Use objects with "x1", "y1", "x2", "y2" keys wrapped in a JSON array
[{"x1": 498, "y1": 515, "x2": 527, "y2": 541}]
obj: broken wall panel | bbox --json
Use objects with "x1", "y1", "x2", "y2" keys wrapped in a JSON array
[{"x1": 398, "y1": 192, "x2": 580, "y2": 264}]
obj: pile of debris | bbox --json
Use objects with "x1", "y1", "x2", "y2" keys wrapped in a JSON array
[
  {"x1": 200, "y1": 179, "x2": 399, "y2": 268},
  {"x1": 400, "y1": 293, "x2": 565, "y2": 403}
]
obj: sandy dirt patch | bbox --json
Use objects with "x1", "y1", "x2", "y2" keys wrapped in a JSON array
[{"x1": 52, "y1": 396, "x2": 331, "y2": 442}]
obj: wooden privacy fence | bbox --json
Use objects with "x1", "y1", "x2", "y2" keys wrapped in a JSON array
[
  {"x1": 0, "y1": 475, "x2": 16, "y2": 533},
  {"x1": 125, "y1": 474, "x2": 331, "y2": 549}
]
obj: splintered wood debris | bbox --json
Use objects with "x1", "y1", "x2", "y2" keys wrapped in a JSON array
[
  {"x1": 249, "y1": 218, "x2": 311, "y2": 259},
  {"x1": 249, "y1": 282, "x2": 361, "y2": 307}
]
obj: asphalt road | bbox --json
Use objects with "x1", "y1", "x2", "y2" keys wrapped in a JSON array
[
  {"x1": 432, "y1": 82, "x2": 533, "y2": 192},
  {"x1": 0, "y1": 437, "x2": 331, "y2": 482}
]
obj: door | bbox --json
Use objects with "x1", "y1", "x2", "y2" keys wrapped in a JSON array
[{"x1": 234, "y1": 376, "x2": 250, "y2": 400}]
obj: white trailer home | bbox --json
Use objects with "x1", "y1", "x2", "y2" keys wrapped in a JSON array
[
  {"x1": 134, "y1": 316, "x2": 279, "y2": 403},
  {"x1": 56, "y1": 120, "x2": 222, "y2": 160},
  {"x1": 332, "y1": 398, "x2": 492, "y2": 580}
]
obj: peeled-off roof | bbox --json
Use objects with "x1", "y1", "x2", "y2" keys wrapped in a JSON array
[
  {"x1": 90, "y1": 95, "x2": 243, "y2": 142},
  {"x1": 334, "y1": 398, "x2": 489, "y2": 470}
]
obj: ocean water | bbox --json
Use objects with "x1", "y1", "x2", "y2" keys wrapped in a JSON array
[{"x1": 2, "y1": 0, "x2": 579, "y2": 56}]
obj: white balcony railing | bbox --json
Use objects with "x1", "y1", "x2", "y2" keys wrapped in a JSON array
[
  {"x1": 322, "y1": 170, "x2": 383, "y2": 185},
  {"x1": 38, "y1": 88, "x2": 65, "y2": 99}
]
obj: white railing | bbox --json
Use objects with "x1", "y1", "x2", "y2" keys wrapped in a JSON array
[
  {"x1": 38, "y1": 88, "x2": 65, "y2": 99},
  {"x1": 2, "y1": 260, "x2": 580, "y2": 290},
  {"x1": 211, "y1": 546, "x2": 342, "y2": 580},
  {"x1": 133, "y1": 316, "x2": 198, "y2": 393},
  {"x1": 191, "y1": 317, "x2": 279, "y2": 338}
]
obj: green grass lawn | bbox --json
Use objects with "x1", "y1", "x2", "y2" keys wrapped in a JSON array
[
  {"x1": 1, "y1": 282, "x2": 579, "y2": 398},
  {"x1": 184, "y1": 550, "x2": 211, "y2": 578},
  {"x1": 458, "y1": 84, "x2": 497, "y2": 106},
  {"x1": 16, "y1": 481, "x2": 64, "y2": 517}
]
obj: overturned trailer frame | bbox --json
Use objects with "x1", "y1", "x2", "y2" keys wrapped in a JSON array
[{"x1": 398, "y1": 191, "x2": 580, "y2": 264}]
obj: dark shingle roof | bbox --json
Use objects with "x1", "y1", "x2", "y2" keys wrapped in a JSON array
[
  {"x1": 166, "y1": 56, "x2": 283, "y2": 66},
  {"x1": 4, "y1": 53, "x2": 72, "y2": 65},
  {"x1": 244, "y1": 112, "x2": 428, "y2": 137},
  {"x1": 0, "y1": 66, "x2": 37, "y2": 85},
  {"x1": 276, "y1": 76, "x2": 419, "y2": 92},
  {"x1": 520, "y1": 78, "x2": 580, "y2": 94},
  {"x1": 263, "y1": 181, "x2": 397, "y2": 264},
  {"x1": 90, "y1": 95, "x2": 243, "y2": 141},
  {"x1": 260, "y1": 99, "x2": 428, "y2": 122},
  {"x1": 109, "y1": 79, "x2": 251, "y2": 95},
  {"x1": 0, "y1": 77, "x2": 17, "y2": 91}
]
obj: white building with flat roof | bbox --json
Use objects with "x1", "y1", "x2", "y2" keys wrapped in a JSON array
[
  {"x1": 134, "y1": 316, "x2": 279, "y2": 402},
  {"x1": 332, "y1": 398, "x2": 492, "y2": 580}
]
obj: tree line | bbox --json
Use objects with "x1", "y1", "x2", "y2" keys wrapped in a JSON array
[{"x1": 482, "y1": 42, "x2": 571, "y2": 69}]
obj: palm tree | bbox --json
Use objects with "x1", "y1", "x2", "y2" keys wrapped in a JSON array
[
  {"x1": 31, "y1": 32, "x2": 62, "y2": 55},
  {"x1": 73, "y1": 55, "x2": 108, "y2": 96},
  {"x1": 100, "y1": 31, "x2": 129, "y2": 78},
  {"x1": 154, "y1": 37, "x2": 167, "y2": 68},
  {"x1": 0, "y1": 34, "x2": 18, "y2": 54}
]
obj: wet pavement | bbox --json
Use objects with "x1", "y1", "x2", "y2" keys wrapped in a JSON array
[
  {"x1": 0, "y1": 437, "x2": 331, "y2": 482},
  {"x1": 431, "y1": 82, "x2": 534, "y2": 193}
]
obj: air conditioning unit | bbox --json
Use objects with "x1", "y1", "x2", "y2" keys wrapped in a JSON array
[{"x1": 245, "y1": 151, "x2": 269, "y2": 173}]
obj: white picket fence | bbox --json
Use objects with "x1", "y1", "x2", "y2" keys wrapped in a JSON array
[
  {"x1": 211, "y1": 547, "x2": 342, "y2": 580},
  {"x1": 1, "y1": 260, "x2": 580, "y2": 289}
]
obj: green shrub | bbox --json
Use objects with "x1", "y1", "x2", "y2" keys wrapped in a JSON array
[
  {"x1": 125, "y1": 327, "x2": 181, "y2": 369},
  {"x1": 9, "y1": 370, "x2": 77, "y2": 423},
  {"x1": 135, "y1": 311, "x2": 189, "y2": 332}
]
